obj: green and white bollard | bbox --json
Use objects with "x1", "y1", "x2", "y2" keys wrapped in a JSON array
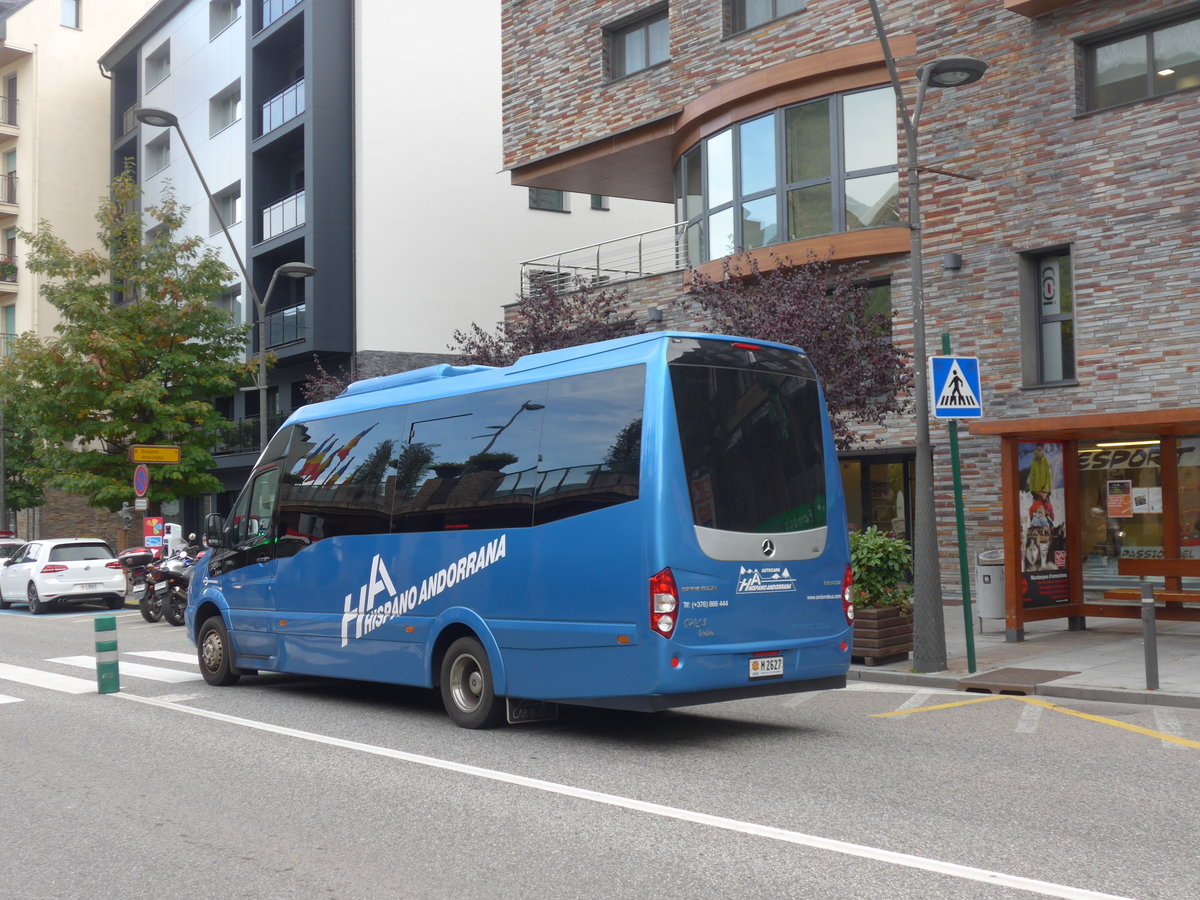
[{"x1": 95, "y1": 615, "x2": 120, "y2": 694}]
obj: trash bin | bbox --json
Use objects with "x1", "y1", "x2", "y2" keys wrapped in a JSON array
[{"x1": 975, "y1": 549, "x2": 1005, "y2": 624}]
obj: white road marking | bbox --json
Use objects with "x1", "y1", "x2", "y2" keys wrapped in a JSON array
[
  {"x1": 0, "y1": 662, "x2": 96, "y2": 694},
  {"x1": 0, "y1": 693, "x2": 23, "y2": 704},
  {"x1": 1153, "y1": 708, "x2": 1184, "y2": 750},
  {"x1": 127, "y1": 650, "x2": 197, "y2": 665},
  {"x1": 115, "y1": 692, "x2": 1134, "y2": 900},
  {"x1": 1016, "y1": 702, "x2": 1043, "y2": 734},
  {"x1": 48, "y1": 656, "x2": 204, "y2": 683},
  {"x1": 895, "y1": 689, "x2": 936, "y2": 711}
]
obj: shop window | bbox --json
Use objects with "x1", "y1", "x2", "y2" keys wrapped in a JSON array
[
  {"x1": 1082, "y1": 12, "x2": 1200, "y2": 111},
  {"x1": 1078, "y1": 440, "x2": 1164, "y2": 583},
  {"x1": 607, "y1": 6, "x2": 669, "y2": 79},
  {"x1": 1020, "y1": 247, "x2": 1076, "y2": 386}
]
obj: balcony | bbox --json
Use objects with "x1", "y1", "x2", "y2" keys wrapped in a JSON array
[
  {"x1": 214, "y1": 412, "x2": 287, "y2": 456},
  {"x1": 264, "y1": 303, "x2": 306, "y2": 349},
  {"x1": 0, "y1": 331, "x2": 15, "y2": 356},
  {"x1": 261, "y1": 78, "x2": 305, "y2": 136},
  {"x1": 260, "y1": 189, "x2": 305, "y2": 241},
  {"x1": 0, "y1": 95, "x2": 16, "y2": 129},
  {"x1": 520, "y1": 221, "x2": 688, "y2": 295},
  {"x1": 0, "y1": 173, "x2": 16, "y2": 206},
  {"x1": 261, "y1": 0, "x2": 301, "y2": 31},
  {"x1": 0, "y1": 255, "x2": 17, "y2": 288}
]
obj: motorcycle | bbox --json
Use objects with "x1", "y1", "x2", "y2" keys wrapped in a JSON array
[
  {"x1": 119, "y1": 547, "x2": 162, "y2": 623},
  {"x1": 155, "y1": 544, "x2": 199, "y2": 627}
]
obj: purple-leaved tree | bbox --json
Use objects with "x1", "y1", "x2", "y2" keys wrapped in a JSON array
[{"x1": 686, "y1": 252, "x2": 912, "y2": 451}]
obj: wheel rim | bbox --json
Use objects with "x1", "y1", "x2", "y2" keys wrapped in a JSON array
[
  {"x1": 448, "y1": 653, "x2": 484, "y2": 714},
  {"x1": 201, "y1": 628, "x2": 224, "y2": 675},
  {"x1": 26, "y1": 584, "x2": 37, "y2": 608}
]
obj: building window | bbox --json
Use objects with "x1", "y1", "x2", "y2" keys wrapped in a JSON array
[
  {"x1": 3, "y1": 74, "x2": 15, "y2": 126},
  {"x1": 210, "y1": 80, "x2": 242, "y2": 135},
  {"x1": 608, "y1": 7, "x2": 669, "y2": 79},
  {"x1": 1084, "y1": 12, "x2": 1200, "y2": 111},
  {"x1": 730, "y1": 0, "x2": 805, "y2": 35},
  {"x1": 591, "y1": 194, "x2": 609, "y2": 211},
  {"x1": 61, "y1": 0, "x2": 80, "y2": 28},
  {"x1": 146, "y1": 41, "x2": 171, "y2": 89},
  {"x1": 1021, "y1": 247, "x2": 1076, "y2": 385},
  {"x1": 210, "y1": 0, "x2": 241, "y2": 38},
  {"x1": 211, "y1": 182, "x2": 242, "y2": 234},
  {"x1": 675, "y1": 86, "x2": 898, "y2": 265},
  {"x1": 145, "y1": 133, "x2": 170, "y2": 174},
  {"x1": 529, "y1": 188, "x2": 566, "y2": 212}
]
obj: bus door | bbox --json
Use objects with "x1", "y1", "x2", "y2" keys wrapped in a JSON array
[{"x1": 208, "y1": 466, "x2": 281, "y2": 655}]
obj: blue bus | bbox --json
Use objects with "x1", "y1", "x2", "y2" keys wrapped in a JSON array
[{"x1": 189, "y1": 333, "x2": 854, "y2": 727}]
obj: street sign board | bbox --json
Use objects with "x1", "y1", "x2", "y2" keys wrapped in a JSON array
[
  {"x1": 134, "y1": 498, "x2": 148, "y2": 511},
  {"x1": 930, "y1": 356, "x2": 983, "y2": 419},
  {"x1": 133, "y1": 464, "x2": 150, "y2": 497},
  {"x1": 129, "y1": 444, "x2": 181, "y2": 464}
]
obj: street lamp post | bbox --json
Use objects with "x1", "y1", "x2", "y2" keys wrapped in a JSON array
[
  {"x1": 134, "y1": 107, "x2": 317, "y2": 451},
  {"x1": 866, "y1": 3, "x2": 986, "y2": 672}
]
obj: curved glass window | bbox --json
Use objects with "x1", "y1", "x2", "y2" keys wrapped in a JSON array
[{"x1": 675, "y1": 87, "x2": 899, "y2": 265}]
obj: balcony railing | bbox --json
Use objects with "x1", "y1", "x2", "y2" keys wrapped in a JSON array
[
  {"x1": 0, "y1": 331, "x2": 15, "y2": 356},
  {"x1": 261, "y1": 0, "x2": 300, "y2": 30},
  {"x1": 121, "y1": 104, "x2": 139, "y2": 136},
  {"x1": 520, "y1": 221, "x2": 688, "y2": 295},
  {"x1": 265, "y1": 303, "x2": 306, "y2": 349},
  {"x1": 0, "y1": 95, "x2": 16, "y2": 127},
  {"x1": 214, "y1": 412, "x2": 288, "y2": 456},
  {"x1": 0, "y1": 173, "x2": 16, "y2": 205},
  {"x1": 0, "y1": 256, "x2": 17, "y2": 283},
  {"x1": 261, "y1": 78, "x2": 305, "y2": 136},
  {"x1": 261, "y1": 189, "x2": 305, "y2": 241}
]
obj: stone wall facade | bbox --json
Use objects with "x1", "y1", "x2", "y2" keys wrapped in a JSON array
[{"x1": 501, "y1": 0, "x2": 1200, "y2": 600}]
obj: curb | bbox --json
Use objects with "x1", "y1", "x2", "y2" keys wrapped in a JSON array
[{"x1": 849, "y1": 666, "x2": 1200, "y2": 711}]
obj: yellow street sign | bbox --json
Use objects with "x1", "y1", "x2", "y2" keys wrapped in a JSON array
[{"x1": 128, "y1": 445, "x2": 182, "y2": 464}]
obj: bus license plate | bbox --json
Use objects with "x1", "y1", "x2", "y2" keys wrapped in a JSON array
[{"x1": 749, "y1": 656, "x2": 784, "y2": 679}]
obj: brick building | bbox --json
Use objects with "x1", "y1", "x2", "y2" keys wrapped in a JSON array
[{"x1": 501, "y1": 0, "x2": 1200, "y2": 636}]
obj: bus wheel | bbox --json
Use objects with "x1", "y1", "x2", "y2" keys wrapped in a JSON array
[
  {"x1": 440, "y1": 637, "x2": 505, "y2": 729},
  {"x1": 198, "y1": 616, "x2": 241, "y2": 687}
]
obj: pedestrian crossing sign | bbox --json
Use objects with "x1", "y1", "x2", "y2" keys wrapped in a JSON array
[{"x1": 929, "y1": 356, "x2": 983, "y2": 418}]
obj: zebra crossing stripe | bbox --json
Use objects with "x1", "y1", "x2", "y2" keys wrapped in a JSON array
[
  {"x1": 49, "y1": 656, "x2": 204, "y2": 683},
  {"x1": 0, "y1": 693, "x2": 23, "y2": 704},
  {"x1": 0, "y1": 662, "x2": 96, "y2": 694}
]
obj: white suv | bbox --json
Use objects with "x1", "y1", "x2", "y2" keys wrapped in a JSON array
[{"x1": 0, "y1": 539, "x2": 127, "y2": 614}]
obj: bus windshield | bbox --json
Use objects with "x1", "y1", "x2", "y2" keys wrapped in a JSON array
[{"x1": 669, "y1": 338, "x2": 826, "y2": 534}]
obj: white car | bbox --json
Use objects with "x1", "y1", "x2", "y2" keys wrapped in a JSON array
[{"x1": 0, "y1": 539, "x2": 127, "y2": 614}]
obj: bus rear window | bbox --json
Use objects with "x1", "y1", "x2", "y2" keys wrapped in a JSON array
[{"x1": 669, "y1": 340, "x2": 826, "y2": 534}]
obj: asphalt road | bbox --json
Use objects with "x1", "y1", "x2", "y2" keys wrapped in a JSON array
[{"x1": 2, "y1": 605, "x2": 1197, "y2": 899}]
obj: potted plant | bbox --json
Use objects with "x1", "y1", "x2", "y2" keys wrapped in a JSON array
[{"x1": 849, "y1": 525, "x2": 914, "y2": 666}]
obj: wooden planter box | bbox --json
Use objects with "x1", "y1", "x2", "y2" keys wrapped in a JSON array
[{"x1": 852, "y1": 606, "x2": 913, "y2": 667}]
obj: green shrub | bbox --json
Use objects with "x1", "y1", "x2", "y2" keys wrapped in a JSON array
[{"x1": 849, "y1": 525, "x2": 913, "y2": 613}]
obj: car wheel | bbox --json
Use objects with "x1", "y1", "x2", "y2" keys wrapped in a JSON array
[
  {"x1": 107, "y1": 595, "x2": 126, "y2": 610},
  {"x1": 0, "y1": 598, "x2": 10, "y2": 610},
  {"x1": 26, "y1": 582, "x2": 44, "y2": 615},
  {"x1": 439, "y1": 636, "x2": 506, "y2": 729},
  {"x1": 197, "y1": 616, "x2": 241, "y2": 686}
]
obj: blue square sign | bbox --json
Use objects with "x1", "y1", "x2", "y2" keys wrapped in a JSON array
[{"x1": 929, "y1": 356, "x2": 983, "y2": 418}]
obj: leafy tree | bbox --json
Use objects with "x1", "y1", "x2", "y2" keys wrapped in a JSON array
[
  {"x1": 299, "y1": 354, "x2": 351, "y2": 405},
  {"x1": 686, "y1": 251, "x2": 912, "y2": 450},
  {"x1": 451, "y1": 273, "x2": 640, "y2": 367},
  {"x1": 0, "y1": 168, "x2": 250, "y2": 511}
]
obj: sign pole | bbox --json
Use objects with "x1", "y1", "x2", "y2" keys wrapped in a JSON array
[{"x1": 942, "y1": 332, "x2": 977, "y2": 673}]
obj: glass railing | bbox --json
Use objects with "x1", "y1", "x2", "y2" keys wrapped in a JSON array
[
  {"x1": 261, "y1": 0, "x2": 300, "y2": 30},
  {"x1": 214, "y1": 412, "x2": 287, "y2": 456},
  {"x1": 265, "y1": 303, "x2": 306, "y2": 348},
  {"x1": 261, "y1": 78, "x2": 305, "y2": 135},
  {"x1": 261, "y1": 189, "x2": 305, "y2": 241}
]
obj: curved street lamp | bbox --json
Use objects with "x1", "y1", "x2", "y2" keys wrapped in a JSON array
[
  {"x1": 135, "y1": 107, "x2": 317, "y2": 451},
  {"x1": 866, "y1": 3, "x2": 988, "y2": 672}
]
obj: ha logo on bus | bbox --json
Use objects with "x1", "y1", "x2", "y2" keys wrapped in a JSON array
[{"x1": 737, "y1": 565, "x2": 797, "y2": 594}]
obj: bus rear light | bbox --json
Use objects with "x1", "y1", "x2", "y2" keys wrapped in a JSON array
[
  {"x1": 842, "y1": 564, "x2": 854, "y2": 626},
  {"x1": 650, "y1": 568, "x2": 678, "y2": 638}
]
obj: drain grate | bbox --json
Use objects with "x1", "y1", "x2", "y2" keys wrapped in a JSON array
[{"x1": 958, "y1": 667, "x2": 1079, "y2": 695}]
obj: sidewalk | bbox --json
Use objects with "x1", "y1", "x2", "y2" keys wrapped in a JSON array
[{"x1": 850, "y1": 603, "x2": 1200, "y2": 709}]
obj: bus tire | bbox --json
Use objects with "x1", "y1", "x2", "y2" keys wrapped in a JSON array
[
  {"x1": 440, "y1": 636, "x2": 505, "y2": 729},
  {"x1": 197, "y1": 616, "x2": 241, "y2": 686}
]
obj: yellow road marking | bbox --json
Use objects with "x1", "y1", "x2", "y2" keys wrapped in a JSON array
[{"x1": 872, "y1": 693, "x2": 1200, "y2": 750}]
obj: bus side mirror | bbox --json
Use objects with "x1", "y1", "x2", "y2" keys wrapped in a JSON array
[{"x1": 204, "y1": 513, "x2": 226, "y2": 549}]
